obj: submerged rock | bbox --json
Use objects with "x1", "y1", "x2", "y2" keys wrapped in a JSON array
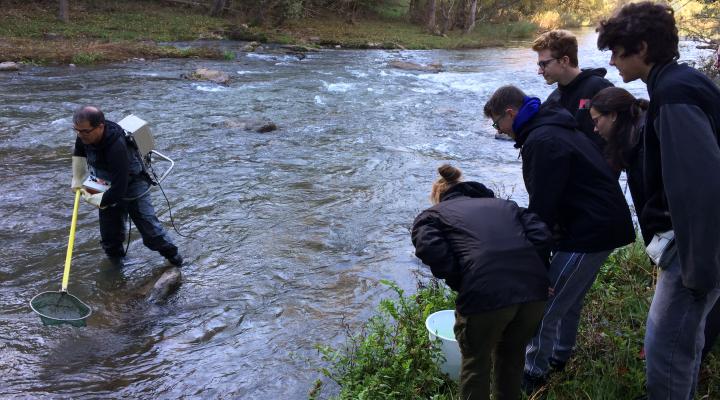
[
  {"x1": 241, "y1": 41, "x2": 262, "y2": 52},
  {"x1": 146, "y1": 267, "x2": 182, "y2": 303},
  {"x1": 0, "y1": 61, "x2": 20, "y2": 72},
  {"x1": 184, "y1": 68, "x2": 231, "y2": 84},
  {"x1": 212, "y1": 118, "x2": 278, "y2": 133},
  {"x1": 388, "y1": 60, "x2": 443, "y2": 73}
]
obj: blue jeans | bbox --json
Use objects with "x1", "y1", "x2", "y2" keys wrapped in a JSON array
[
  {"x1": 524, "y1": 250, "x2": 612, "y2": 377},
  {"x1": 645, "y1": 249, "x2": 720, "y2": 400},
  {"x1": 99, "y1": 178, "x2": 177, "y2": 260}
]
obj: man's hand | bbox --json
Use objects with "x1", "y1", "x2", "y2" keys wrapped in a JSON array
[
  {"x1": 80, "y1": 189, "x2": 106, "y2": 209},
  {"x1": 71, "y1": 156, "x2": 88, "y2": 191}
]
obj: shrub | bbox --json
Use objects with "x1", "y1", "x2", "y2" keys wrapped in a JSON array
[{"x1": 315, "y1": 279, "x2": 457, "y2": 400}]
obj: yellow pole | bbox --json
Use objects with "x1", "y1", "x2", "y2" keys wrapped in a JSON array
[{"x1": 61, "y1": 190, "x2": 81, "y2": 292}]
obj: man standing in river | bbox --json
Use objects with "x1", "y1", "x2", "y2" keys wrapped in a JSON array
[
  {"x1": 597, "y1": 3, "x2": 720, "y2": 398},
  {"x1": 71, "y1": 106, "x2": 182, "y2": 267},
  {"x1": 532, "y1": 29, "x2": 613, "y2": 151},
  {"x1": 484, "y1": 85, "x2": 635, "y2": 394}
]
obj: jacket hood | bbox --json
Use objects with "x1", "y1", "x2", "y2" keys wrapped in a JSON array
[
  {"x1": 514, "y1": 101, "x2": 578, "y2": 148},
  {"x1": 558, "y1": 68, "x2": 608, "y2": 92},
  {"x1": 94, "y1": 120, "x2": 124, "y2": 150},
  {"x1": 440, "y1": 181, "x2": 495, "y2": 202}
]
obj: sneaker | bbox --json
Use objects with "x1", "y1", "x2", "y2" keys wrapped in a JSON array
[
  {"x1": 521, "y1": 372, "x2": 548, "y2": 396},
  {"x1": 166, "y1": 253, "x2": 183, "y2": 267},
  {"x1": 548, "y1": 357, "x2": 567, "y2": 373}
]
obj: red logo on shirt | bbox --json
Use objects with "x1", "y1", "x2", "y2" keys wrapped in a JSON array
[{"x1": 578, "y1": 98, "x2": 591, "y2": 109}]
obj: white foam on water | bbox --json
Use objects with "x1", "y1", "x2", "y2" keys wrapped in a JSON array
[
  {"x1": 50, "y1": 118, "x2": 69, "y2": 125},
  {"x1": 193, "y1": 84, "x2": 227, "y2": 92},
  {"x1": 322, "y1": 81, "x2": 356, "y2": 93},
  {"x1": 236, "y1": 70, "x2": 262, "y2": 75},
  {"x1": 417, "y1": 72, "x2": 490, "y2": 93},
  {"x1": 314, "y1": 95, "x2": 325, "y2": 105}
]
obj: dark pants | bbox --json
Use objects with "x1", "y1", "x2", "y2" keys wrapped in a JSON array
[
  {"x1": 454, "y1": 301, "x2": 546, "y2": 400},
  {"x1": 702, "y1": 298, "x2": 720, "y2": 360},
  {"x1": 99, "y1": 179, "x2": 177, "y2": 260}
]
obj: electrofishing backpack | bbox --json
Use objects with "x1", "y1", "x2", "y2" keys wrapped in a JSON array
[{"x1": 117, "y1": 114, "x2": 175, "y2": 199}]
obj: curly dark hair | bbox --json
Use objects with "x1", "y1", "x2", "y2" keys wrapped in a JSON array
[{"x1": 596, "y1": 1, "x2": 678, "y2": 65}]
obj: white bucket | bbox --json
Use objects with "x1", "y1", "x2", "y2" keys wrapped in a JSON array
[{"x1": 425, "y1": 309, "x2": 461, "y2": 380}]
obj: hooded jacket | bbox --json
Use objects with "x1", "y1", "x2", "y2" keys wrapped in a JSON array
[
  {"x1": 547, "y1": 68, "x2": 613, "y2": 150},
  {"x1": 644, "y1": 61, "x2": 720, "y2": 292},
  {"x1": 514, "y1": 101, "x2": 635, "y2": 253},
  {"x1": 73, "y1": 120, "x2": 145, "y2": 207},
  {"x1": 411, "y1": 182, "x2": 551, "y2": 315}
]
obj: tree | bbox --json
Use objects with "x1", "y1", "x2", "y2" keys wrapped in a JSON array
[
  {"x1": 465, "y1": 0, "x2": 477, "y2": 33},
  {"x1": 210, "y1": 0, "x2": 227, "y2": 17},
  {"x1": 58, "y1": 0, "x2": 69, "y2": 23},
  {"x1": 426, "y1": 0, "x2": 437, "y2": 32}
]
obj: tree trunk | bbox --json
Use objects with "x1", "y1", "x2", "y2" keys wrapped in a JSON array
[
  {"x1": 58, "y1": 0, "x2": 69, "y2": 23},
  {"x1": 426, "y1": 0, "x2": 437, "y2": 32},
  {"x1": 210, "y1": 0, "x2": 226, "y2": 17},
  {"x1": 465, "y1": 0, "x2": 477, "y2": 33}
]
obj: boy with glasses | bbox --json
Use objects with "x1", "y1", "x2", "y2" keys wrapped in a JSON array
[
  {"x1": 484, "y1": 86, "x2": 635, "y2": 394},
  {"x1": 533, "y1": 30, "x2": 613, "y2": 151},
  {"x1": 598, "y1": 3, "x2": 720, "y2": 398}
]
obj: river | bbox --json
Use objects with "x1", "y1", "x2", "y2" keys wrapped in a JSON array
[{"x1": 0, "y1": 29, "x2": 710, "y2": 398}]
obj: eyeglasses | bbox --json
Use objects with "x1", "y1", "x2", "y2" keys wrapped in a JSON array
[
  {"x1": 73, "y1": 126, "x2": 98, "y2": 135},
  {"x1": 537, "y1": 58, "x2": 559, "y2": 70},
  {"x1": 492, "y1": 112, "x2": 507, "y2": 130},
  {"x1": 591, "y1": 116, "x2": 601, "y2": 127}
]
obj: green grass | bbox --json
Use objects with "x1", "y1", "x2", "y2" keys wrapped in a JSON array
[
  {"x1": 277, "y1": 17, "x2": 537, "y2": 49},
  {"x1": 0, "y1": 1, "x2": 228, "y2": 41},
  {"x1": 0, "y1": 0, "x2": 539, "y2": 64},
  {"x1": 314, "y1": 239, "x2": 720, "y2": 399}
]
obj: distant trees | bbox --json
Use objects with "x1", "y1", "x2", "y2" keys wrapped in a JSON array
[
  {"x1": 58, "y1": 0, "x2": 69, "y2": 22},
  {"x1": 209, "y1": 0, "x2": 227, "y2": 17}
]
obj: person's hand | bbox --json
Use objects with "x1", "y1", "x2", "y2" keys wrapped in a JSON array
[
  {"x1": 71, "y1": 156, "x2": 87, "y2": 191},
  {"x1": 80, "y1": 188, "x2": 106, "y2": 209}
]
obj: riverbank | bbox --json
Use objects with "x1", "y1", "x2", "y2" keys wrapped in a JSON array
[
  {"x1": 314, "y1": 239, "x2": 720, "y2": 399},
  {"x1": 0, "y1": 1, "x2": 536, "y2": 65}
]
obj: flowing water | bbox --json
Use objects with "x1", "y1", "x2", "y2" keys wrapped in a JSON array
[{"x1": 0, "y1": 29, "x2": 709, "y2": 398}]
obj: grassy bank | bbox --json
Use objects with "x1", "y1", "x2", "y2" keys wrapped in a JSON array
[
  {"x1": 313, "y1": 239, "x2": 720, "y2": 399},
  {"x1": 0, "y1": 1, "x2": 536, "y2": 65}
]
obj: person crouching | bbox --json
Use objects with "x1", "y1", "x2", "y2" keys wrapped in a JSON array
[{"x1": 411, "y1": 164, "x2": 552, "y2": 400}]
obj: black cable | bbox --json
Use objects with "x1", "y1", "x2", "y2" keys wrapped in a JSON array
[
  {"x1": 156, "y1": 180, "x2": 194, "y2": 239},
  {"x1": 124, "y1": 215, "x2": 132, "y2": 256},
  {"x1": 147, "y1": 159, "x2": 194, "y2": 239}
]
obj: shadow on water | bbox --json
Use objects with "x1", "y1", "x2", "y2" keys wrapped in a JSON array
[{"x1": 0, "y1": 30, "x2": 710, "y2": 398}]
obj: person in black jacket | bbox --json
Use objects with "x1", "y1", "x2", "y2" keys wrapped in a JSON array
[
  {"x1": 71, "y1": 106, "x2": 182, "y2": 267},
  {"x1": 484, "y1": 85, "x2": 635, "y2": 393},
  {"x1": 590, "y1": 86, "x2": 720, "y2": 366},
  {"x1": 532, "y1": 29, "x2": 613, "y2": 150},
  {"x1": 412, "y1": 164, "x2": 551, "y2": 400},
  {"x1": 598, "y1": 4, "x2": 720, "y2": 397}
]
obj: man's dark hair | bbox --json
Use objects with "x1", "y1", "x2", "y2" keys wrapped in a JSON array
[
  {"x1": 596, "y1": 1, "x2": 678, "y2": 65},
  {"x1": 73, "y1": 106, "x2": 105, "y2": 127},
  {"x1": 484, "y1": 85, "x2": 526, "y2": 117}
]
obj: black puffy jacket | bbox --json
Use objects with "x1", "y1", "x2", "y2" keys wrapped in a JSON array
[
  {"x1": 411, "y1": 182, "x2": 551, "y2": 315},
  {"x1": 514, "y1": 101, "x2": 635, "y2": 253},
  {"x1": 547, "y1": 68, "x2": 613, "y2": 150}
]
